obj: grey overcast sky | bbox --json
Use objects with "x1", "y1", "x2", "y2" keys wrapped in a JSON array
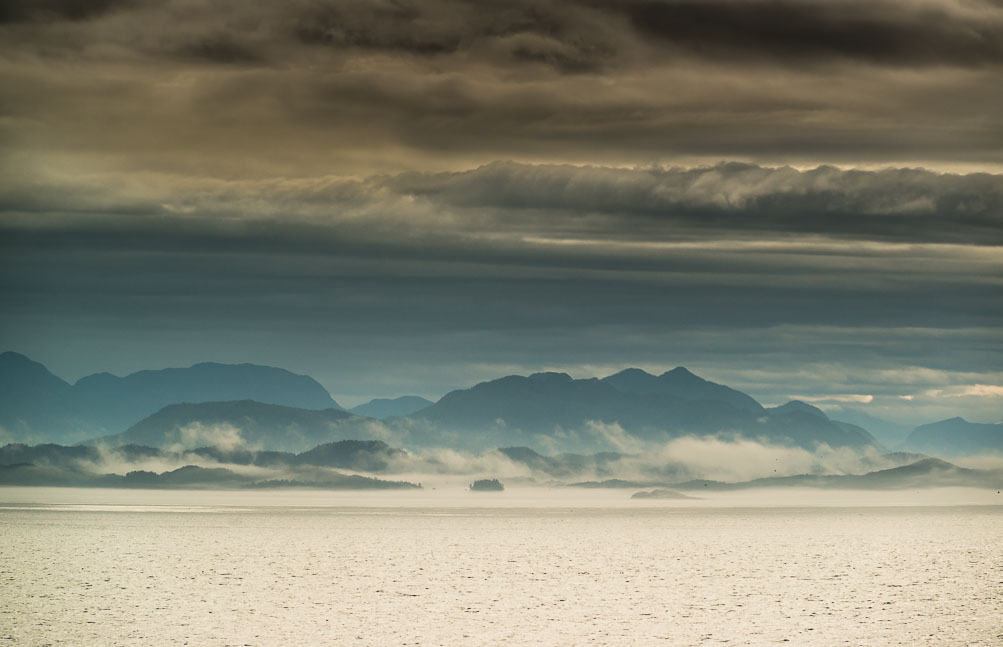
[{"x1": 1, "y1": 0, "x2": 1001, "y2": 423}]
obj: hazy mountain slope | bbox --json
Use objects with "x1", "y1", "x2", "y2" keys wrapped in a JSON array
[
  {"x1": 0, "y1": 352, "x2": 91, "y2": 443},
  {"x1": 497, "y1": 446, "x2": 624, "y2": 478},
  {"x1": 828, "y1": 407, "x2": 914, "y2": 447},
  {"x1": 93, "y1": 400, "x2": 373, "y2": 452},
  {"x1": 671, "y1": 458, "x2": 1002, "y2": 491},
  {"x1": 349, "y1": 396, "x2": 434, "y2": 419},
  {"x1": 906, "y1": 418, "x2": 1003, "y2": 456}
]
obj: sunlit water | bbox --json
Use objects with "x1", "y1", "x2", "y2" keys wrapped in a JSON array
[{"x1": 2, "y1": 487, "x2": 1001, "y2": 646}]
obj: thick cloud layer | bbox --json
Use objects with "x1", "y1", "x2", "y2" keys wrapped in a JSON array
[{"x1": 2, "y1": 0, "x2": 1003, "y2": 175}]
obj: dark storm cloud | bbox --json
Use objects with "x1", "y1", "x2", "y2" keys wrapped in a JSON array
[
  {"x1": 622, "y1": 0, "x2": 1003, "y2": 66},
  {"x1": 6, "y1": 0, "x2": 1003, "y2": 68},
  {"x1": 3, "y1": 0, "x2": 1003, "y2": 174},
  {"x1": 290, "y1": 0, "x2": 617, "y2": 72},
  {"x1": 388, "y1": 163, "x2": 1003, "y2": 245},
  {"x1": 1, "y1": 163, "x2": 999, "y2": 325},
  {"x1": 176, "y1": 34, "x2": 266, "y2": 65},
  {"x1": 8, "y1": 162, "x2": 994, "y2": 247},
  {"x1": 0, "y1": 0, "x2": 139, "y2": 23},
  {"x1": 286, "y1": 0, "x2": 1003, "y2": 69}
]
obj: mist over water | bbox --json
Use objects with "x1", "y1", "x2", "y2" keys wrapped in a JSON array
[{"x1": 2, "y1": 489, "x2": 1001, "y2": 646}]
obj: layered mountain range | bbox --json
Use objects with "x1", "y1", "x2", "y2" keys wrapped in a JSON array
[{"x1": 1, "y1": 351, "x2": 999, "y2": 455}]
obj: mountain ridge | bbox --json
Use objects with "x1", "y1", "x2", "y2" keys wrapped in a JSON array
[{"x1": 0, "y1": 352, "x2": 341, "y2": 443}]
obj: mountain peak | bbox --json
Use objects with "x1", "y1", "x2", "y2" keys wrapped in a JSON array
[
  {"x1": 609, "y1": 368, "x2": 655, "y2": 378},
  {"x1": 661, "y1": 366, "x2": 700, "y2": 380},
  {"x1": 771, "y1": 400, "x2": 829, "y2": 420},
  {"x1": 0, "y1": 351, "x2": 53, "y2": 373},
  {"x1": 599, "y1": 364, "x2": 763, "y2": 413},
  {"x1": 528, "y1": 371, "x2": 573, "y2": 382}
]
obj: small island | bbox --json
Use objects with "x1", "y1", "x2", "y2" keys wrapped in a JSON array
[
  {"x1": 630, "y1": 489, "x2": 697, "y2": 500},
  {"x1": 470, "y1": 478, "x2": 504, "y2": 492}
]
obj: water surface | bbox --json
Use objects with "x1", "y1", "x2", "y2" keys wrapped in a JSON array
[{"x1": 2, "y1": 488, "x2": 1001, "y2": 646}]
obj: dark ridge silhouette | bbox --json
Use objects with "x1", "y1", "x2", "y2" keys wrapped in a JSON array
[
  {"x1": 631, "y1": 489, "x2": 698, "y2": 500},
  {"x1": 0, "y1": 442, "x2": 102, "y2": 468},
  {"x1": 0, "y1": 458, "x2": 420, "y2": 490},
  {"x1": 670, "y1": 458, "x2": 1002, "y2": 491},
  {"x1": 294, "y1": 440, "x2": 406, "y2": 471},
  {"x1": 415, "y1": 369, "x2": 879, "y2": 451},
  {"x1": 350, "y1": 396, "x2": 434, "y2": 419},
  {"x1": 0, "y1": 440, "x2": 409, "y2": 473}
]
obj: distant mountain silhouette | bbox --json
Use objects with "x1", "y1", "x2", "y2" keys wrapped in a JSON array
[
  {"x1": 0, "y1": 352, "x2": 90, "y2": 442},
  {"x1": 630, "y1": 489, "x2": 698, "y2": 500},
  {"x1": 602, "y1": 367, "x2": 763, "y2": 412},
  {"x1": 4, "y1": 352, "x2": 989, "y2": 458},
  {"x1": 411, "y1": 369, "x2": 879, "y2": 451},
  {"x1": 670, "y1": 458, "x2": 1001, "y2": 491},
  {"x1": 906, "y1": 417, "x2": 1003, "y2": 456},
  {"x1": 350, "y1": 396, "x2": 434, "y2": 419},
  {"x1": 0, "y1": 352, "x2": 341, "y2": 443},
  {"x1": 93, "y1": 400, "x2": 372, "y2": 452}
]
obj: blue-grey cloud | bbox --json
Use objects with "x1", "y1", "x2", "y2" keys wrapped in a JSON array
[{"x1": 1, "y1": 162, "x2": 1000, "y2": 422}]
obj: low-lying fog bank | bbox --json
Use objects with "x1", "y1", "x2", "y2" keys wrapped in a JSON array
[{"x1": 2, "y1": 436, "x2": 1001, "y2": 496}]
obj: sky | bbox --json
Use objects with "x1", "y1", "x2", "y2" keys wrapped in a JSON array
[{"x1": 1, "y1": 0, "x2": 1001, "y2": 423}]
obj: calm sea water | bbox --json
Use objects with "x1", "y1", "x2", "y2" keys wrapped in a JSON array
[{"x1": 1, "y1": 488, "x2": 1001, "y2": 646}]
